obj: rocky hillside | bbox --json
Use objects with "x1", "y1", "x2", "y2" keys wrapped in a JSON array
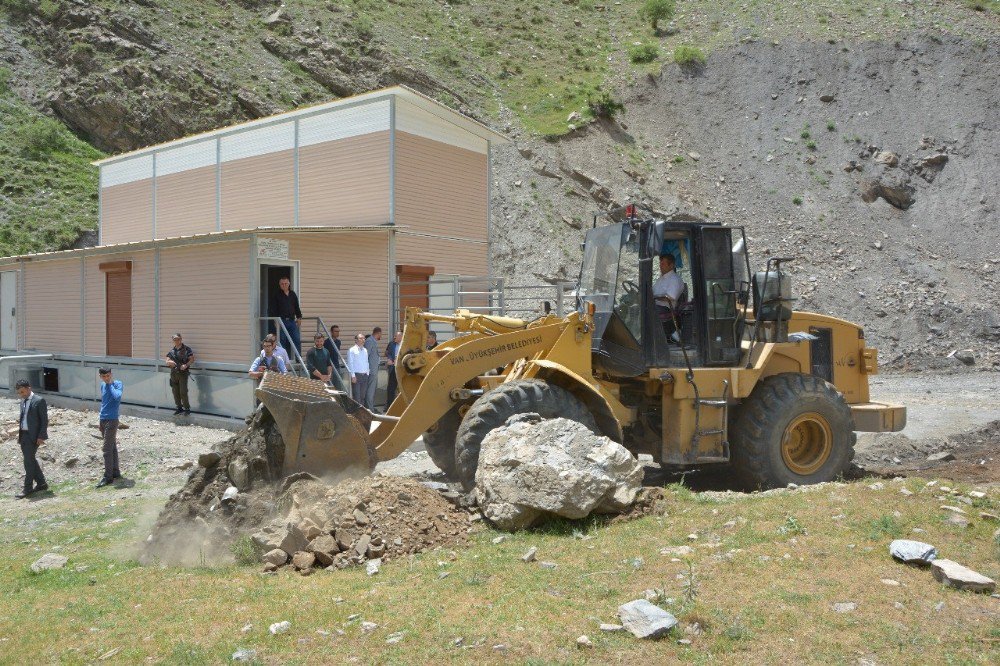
[{"x1": 0, "y1": 0, "x2": 998, "y2": 367}]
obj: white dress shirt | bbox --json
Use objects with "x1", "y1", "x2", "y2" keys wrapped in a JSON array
[
  {"x1": 20, "y1": 392, "x2": 33, "y2": 430},
  {"x1": 346, "y1": 345, "x2": 369, "y2": 378},
  {"x1": 653, "y1": 270, "x2": 685, "y2": 306}
]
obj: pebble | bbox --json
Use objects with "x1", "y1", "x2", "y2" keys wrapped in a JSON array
[
  {"x1": 360, "y1": 621, "x2": 379, "y2": 633},
  {"x1": 881, "y1": 579, "x2": 901, "y2": 586},
  {"x1": 899, "y1": 488, "x2": 914, "y2": 496},
  {"x1": 240, "y1": 624, "x2": 252, "y2": 634},
  {"x1": 366, "y1": 558, "x2": 381, "y2": 576},
  {"x1": 269, "y1": 621, "x2": 291, "y2": 635},
  {"x1": 600, "y1": 623, "x2": 624, "y2": 632},
  {"x1": 386, "y1": 631, "x2": 404, "y2": 645},
  {"x1": 539, "y1": 561, "x2": 557, "y2": 569},
  {"x1": 491, "y1": 535, "x2": 506, "y2": 544},
  {"x1": 832, "y1": 602, "x2": 857, "y2": 613},
  {"x1": 522, "y1": 547, "x2": 538, "y2": 563},
  {"x1": 576, "y1": 635, "x2": 593, "y2": 648},
  {"x1": 232, "y1": 649, "x2": 256, "y2": 662}
]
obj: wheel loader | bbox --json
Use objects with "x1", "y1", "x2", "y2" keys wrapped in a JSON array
[{"x1": 257, "y1": 207, "x2": 905, "y2": 491}]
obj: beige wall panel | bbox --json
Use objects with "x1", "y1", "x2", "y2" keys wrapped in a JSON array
[
  {"x1": 156, "y1": 167, "x2": 217, "y2": 239},
  {"x1": 130, "y1": 250, "x2": 156, "y2": 359},
  {"x1": 84, "y1": 255, "x2": 106, "y2": 356},
  {"x1": 221, "y1": 150, "x2": 294, "y2": 230},
  {"x1": 298, "y1": 131, "x2": 390, "y2": 227},
  {"x1": 159, "y1": 240, "x2": 251, "y2": 364},
  {"x1": 101, "y1": 180, "x2": 153, "y2": 245},
  {"x1": 271, "y1": 232, "x2": 390, "y2": 354},
  {"x1": 22, "y1": 258, "x2": 82, "y2": 353},
  {"x1": 394, "y1": 233, "x2": 489, "y2": 278},
  {"x1": 394, "y1": 131, "x2": 488, "y2": 240}
]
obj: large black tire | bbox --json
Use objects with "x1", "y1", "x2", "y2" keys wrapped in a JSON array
[
  {"x1": 454, "y1": 379, "x2": 597, "y2": 491},
  {"x1": 730, "y1": 373, "x2": 856, "y2": 490},
  {"x1": 422, "y1": 406, "x2": 463, "y2": 480}
]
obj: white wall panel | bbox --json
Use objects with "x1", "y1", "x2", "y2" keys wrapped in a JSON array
[
  {"x1": 298, "y1": 99, "x2": 390, "y2": 147},
  {"x1": 101, "y1": 154, "x2": 154, "y2": 187},
  {"x1": 157, "y1": 140, "x2": 218, "y2": 176},
  {"x1": 220, "y1": 122, "x2": 295, "y2": 163},
  {"x1": 396, "y1": 99, "x2": 488, "y2": 154}
]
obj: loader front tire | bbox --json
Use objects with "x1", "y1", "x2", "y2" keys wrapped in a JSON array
[
  {"x1": 422, "y1": 405, "x2": 463, "y2": 480},
  {"x1": 730, "y1": 373, "x2": 855, "y2": 490},
  {"x1": 454, "y1": 379, "x2": 597, "y2": 491}
]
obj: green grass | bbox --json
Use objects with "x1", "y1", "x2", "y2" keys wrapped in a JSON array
[
  {"x1": 627, "y1": 41, "x2": 660, "y2": 64},
  {"x1": 0, "y1": 477, "x2": 997, "y2": 662},
  {"x1": 674, "y1": 44, "x2": 707, "y2": 66},
  {"x1": 0, "y1": 68, "x2": 102, "y2": 256}
]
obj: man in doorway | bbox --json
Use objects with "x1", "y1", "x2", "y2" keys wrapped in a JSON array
[
  {"x1": 347, "y1": 333, "x2": 369, "y2": 406},
  {"x1": 271, "y1": 276, "x2": 302, "y2": 362},
  {"x1": 364, "y1": 327, "x2": 382, "y2": 411},
  {"x1": 323, "y1": 325, "x2": 348, "y2": 391},
  {"x1": 385, "y1": 330, "x2": 402, "y2": 408},
  {"x1": 97, "y1": 368, "x2": 123, "y2": 488},
  {"x1": 249, "y1": 338, "x2": 287, "y2": 379},
  {"x1": 653, "y1": 253, "x2": 687, "y2": 341},
  {"x1": 14, "y1": 379, "x2": 48, "y2": 499},
  {"x1": 164, "y1": 333, "x2": 195, "y2": 415},
  {"x1": 306, "y1": 333, "x2": 335, "y2": 386}
]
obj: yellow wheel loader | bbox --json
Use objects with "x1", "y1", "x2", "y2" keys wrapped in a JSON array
[{"x1": 257, "y1": 208, "x2": 905, "y2": 491}]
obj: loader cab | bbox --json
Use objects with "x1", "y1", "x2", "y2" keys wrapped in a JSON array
[{"x1": 578, "y1": 214, "x2": 747, "y2": 376}]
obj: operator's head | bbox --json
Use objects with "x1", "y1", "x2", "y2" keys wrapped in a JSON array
[{"x1": 659, "y1": 253, "x2": 676, "y2": 275}]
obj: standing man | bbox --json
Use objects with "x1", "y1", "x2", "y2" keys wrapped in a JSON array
[
  {"x1": 322, "y1": 325, "x2": 348, "y2": 392},
  {"x1": 97, "y1": 368, "x2": 123, "y2": 488},
  {"x1": 306, "y1": 333, "x2": 335, "y2": 385},
  {"x1": 271, "y1": 276, "x2": 302, "y2": 362},
  {"x1": 364, "y1": 327, "x2": 382, "y2": 411},
  {"x1": 14, "y1": 379, "x2": 48, "y2": 499},
  {"x1": 346, "y1": 333, "x2": 369, "y2": 406},
  {"x1": 426, "y1": 330, "x2": 438, "y2": 350},
  {"x1": 164, "y1": 333, "x2": 195, "y2": 415},
  {"x1": 384, "y1": 330, "x2": 402, "y2": 408},
  {"x1": 249, "y1": 338, "x2": 287, "y2": 379}
]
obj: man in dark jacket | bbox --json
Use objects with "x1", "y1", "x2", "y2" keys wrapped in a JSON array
[
  {"x1": 14, "y1": 379, "x2": 48, "y2": 499},
  {"x1": 322, "y1": 326, "x2": 348, "y2": 392},
  {"x1": 270, "y1": 277, "x2": 302, "y2": 360},
  {"x1": 165, "y1": 333, "x2": 195, "y2": 415}
]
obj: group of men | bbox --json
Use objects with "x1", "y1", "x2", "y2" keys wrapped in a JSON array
[{"x1": 13, "y1": 367, "x2": 124, "y2": 499}]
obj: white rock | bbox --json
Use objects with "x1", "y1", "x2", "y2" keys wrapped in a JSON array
[
  {"x1": 361, "y1": 621, "x2": 379, "y2": 633},
  {"x1": 600, "y1": 623, "x2": 624, "y2": 632},
  {"x1": 889, "y1": 540, "x2": 937, "y2": 564},
  {"x1": 522, "y1": 547, "x2": 538, "y2": 563},
  {"x1": 269, "y1": 621, "x2": 291, "y2": 635},
  {"x1": 366, "y1": 558, "x2": 382, "y2": 576},
  {"x1": 30, "y1": 553, "x2": 68, "y2": 573},
  {"x1": 576, "y1": 635, "x2": 593, "y2": 648},
  {"x1": 659, "y1": 545, "x2": 693, "y2": 557},
  {"x1": 386, "y1": 631, "x2": 404, "y2": 644},
  {"x1": 931, "y1": 559, "x2": 996, "y2": 593},
  {"x1": 832, "y1": 602, "x2": 857, "y2": 613},
  {"x1": 221, "y1": 486, "x2": 239, "y2": 502},
  {"x1": 476, "y1": 418, "x2": 642, "y2": 531},
  {"x1": 618, "y1": 599, "x2": 678, "y2": 639},
  {"x1": 899, "y1": 488, "x2": 914, "y2": 496},
  {"x1": 968, "y1": 491, "x2": 986, "y2": 499},
  {"x1": 232, "y1": 649, "x2": 256, "y2": 662},
  {"x1": 881, "y1": 579, "x2": 901, "y2": 586}
]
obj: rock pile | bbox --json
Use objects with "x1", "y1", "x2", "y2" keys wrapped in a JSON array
[
  {"x1": 475, "y1": 416, "x2": 643, "y2": 531},
  {"x1": 251, "y1": 475, "x2": 471, "y2": 573}
]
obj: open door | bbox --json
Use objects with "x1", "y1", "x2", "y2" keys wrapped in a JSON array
[
  {"x1": 0, "y1": 271, "x2": 16, "y2": 350},
  {"x1": 259, "y1": 262, "x2": 296, "y2": 342}
]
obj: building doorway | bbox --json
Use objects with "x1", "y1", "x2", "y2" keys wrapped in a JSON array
[
  {"x1": 258, "y1": 261, "x2": 298, "y2": 343},
  {"x1": 101, "y1": 261, "x2": 132, "y2": 357},
  {"x1": 0, "y1": 271, "x2": 16, "y2": 350}
]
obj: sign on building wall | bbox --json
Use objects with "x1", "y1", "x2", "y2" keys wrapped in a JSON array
[{"x1": 257, "y1": 238, "x2": 289, "y2": 260}]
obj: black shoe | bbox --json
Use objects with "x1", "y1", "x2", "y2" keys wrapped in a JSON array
[
  {"x1": 112, "y1": 472, "x2": 121, "y2": 480},
  {"x1": 173, "y1": 408, "x2": 184, "y2": 415},
  {"x1": 34, "y1": 483, "x2": 49, "y2": 493},
  {"x1": 15, "y1": 489, "x2": 31, "y2": 499},
  {"x1": 183, "y1": 409, "x2": 191, "y2": 416},
  {"x1": 96, "y1": 478, "x2": 112, "y2": 488}
]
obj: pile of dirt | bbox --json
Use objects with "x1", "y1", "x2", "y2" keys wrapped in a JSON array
[{"x1": 141, "y1": 407, "x2": 475, "y2": 568}]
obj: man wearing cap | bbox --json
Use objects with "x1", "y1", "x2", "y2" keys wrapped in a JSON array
[
  {"x1": 164, "y1": 333, "x2": 195, "y2": 415},
  {"x1": 97, "y1": 368, "x2": 123, "y2": 488},
  {"x1": 305, "y1": 332, "x2": 335, "y2": 386}
]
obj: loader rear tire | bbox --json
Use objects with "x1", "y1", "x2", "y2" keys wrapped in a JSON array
[
  {"x1": 730, "y1": 373, "x2": 855, "y2": 491},
  {"x1": 422, "y1": 405, "x2": 463, "y2": 480},
  {"x1": 454, "y1": 379, "x2": 597, "y2": 491}
]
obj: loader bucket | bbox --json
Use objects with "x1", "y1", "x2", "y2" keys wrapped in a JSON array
[{"x1": 255, "y1": 373, "x2": 377, "y2": 480}]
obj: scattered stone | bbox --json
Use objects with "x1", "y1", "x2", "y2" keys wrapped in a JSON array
[
  {"x1": 953, "y1": 350, "x2": 976, "y2": 366},
  {"x1": 291, "y1": 551, "x2": 315, "y2": 571},
  {"x1": 832, "y1": 602, "x2": 857, "y2": 613},
  {"x1": 889, "y1": 540, "x2": 937, "y2": 564},
  {"x1": 940, "y1": 505, "x2": 966, "y2": 515},
  {"x1": 945, "y1": 513, "x2": 970, "y2": 528},
  {"x1": 576, "y1": 634, "x2": 593, "y2": 648},
  {"x1": 366, "y1": 558, "x2": 381, "y2": 576},
  {"x1": 819, "y1": 93, "x2": 835, "y2": 102},
  {"x1": 539, "y1": 561, "x2": 557, "y2": 570},
  {"x1": 659, "y1": 545, "x2": 693, "y2": 557},
  {"x1": 307, "y1": 535, "x2": 340, "y2": 566},
  {"x1": 687, "y1": 151, "x2": 701, "y2": 161},
  {"x1": 931, "y1": 559, "x2": 996, "y2": 593},
  {"x1": 269, "y1": 621, "x2": 291, "y2": 635},
  {"x1": 221, "y1": 486, "x2": 239, "y2": 503},
  {"x1": 491, "y1": 535, "x2": 506, "y2": 545},
  {"x1": 881, "y1": 579, "x2": 900, "y2": 586},
  {"x1": 567, "y1": 111, "x2": 582, "y2": 123},
  {"x1": 678, "y1": 638, "x2": 692, "y2": 645},
  {"x1": 30, "y1": 553, "x2": 68, "y2": 573},
  {"x1": 874, "y1": 151, "x2": 900, "y2": 167},
  {"x1": 968, "y1": 491, "x2": 986, "y2": 500},
  {"x1": 198, "y1": 452, "x2": 221, "y2": 468},
  {"x1": 600, "y1": 623, "x2": 624, "y2": 632},
  {"x1": 386, "y1": 631, "x2": 404, "y2": 645},
  {"x1": 522, "y1": 547, "x2": 538, "y2": 563},
  {"x1": 980, "y1": 512, "x2": 998, "y2": 522},
  {"x1": 618, "y1": 599, "x2": 678, "y2": 640},
  {"x1": 899, "y1": 488, "x2": 914, "y2": 496},
  {"x1": 927, "y1": 451, "x2": 956, "y2": 462},
  {"x1": 476, "y1": 418, "x2": 642, "y2": 531},
  {"x1": 360, "y1": 621, "x2": 378, "y2": 633},
  {"x1": 263, "y1": 549, "x2": 288, "y2": 567},
  {"x1": 63, "y1": 457, "x2": 80, "y2": 468},
  {"x1": 232, "y1": 649, "x2": 256, "y2": 662}
]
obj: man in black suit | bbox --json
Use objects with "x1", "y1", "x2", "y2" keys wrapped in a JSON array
[{"x1": 14, "y1": 379, "x2": 48, "y2": 499}]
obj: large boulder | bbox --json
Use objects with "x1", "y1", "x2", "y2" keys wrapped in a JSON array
[{"x1": 475, "y1": 417, "x2": 643, "y2": 531}]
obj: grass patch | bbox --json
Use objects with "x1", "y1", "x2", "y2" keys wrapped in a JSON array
[
  {"x1": 673, "y1": 44, "x2": 706, "y2": 66},
  {"x1": 793, "y1": 196, "x2": 803, "y2": 205},
  {"x1": 628, "y1": 42, "x2": 660, "y2": 64}
]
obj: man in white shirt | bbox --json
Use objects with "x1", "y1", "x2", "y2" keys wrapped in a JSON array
[
  {"x1": 346, "y1": 333, "x2": 370, "y2": 406},
  {"x1": 653, "y1": 254, "x2": 687, "y2": 341}
]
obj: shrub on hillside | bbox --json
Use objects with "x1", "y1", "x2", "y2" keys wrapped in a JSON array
[
  {"x1": 628, "y1": 42, "x2": 660, "y2": 64},
  {"x1": 586, "y1": 88, "x2": 625, "y2": 119},
  {"x1": 20, "y1": 117, "x2": 67, "y2": 159},
  {"x1": 639, "y1": 0, "x2": 675, "y2": 32},
  {"x1": 674, "y1": 44, "x2": 706, "y2": 66}
]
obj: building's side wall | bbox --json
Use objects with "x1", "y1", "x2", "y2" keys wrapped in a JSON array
[
  {"x1": 298, "y1": 131, "x2": 390, "y2": 226},
  {"x1": 84, "y1": 255, "x2": 106, "y2": 356},
  {"x1": 156, "y1": 167, "x2": 217, "y2": 238},
  {"x1": 158, "y1": 240, "x2": 251, "y2": 365},
  {"x1": 130, "y1": 250, "x2": 156, "y2": 359},
  {"x1": 101, "y1": 180, "x2": 153, "y2": 245},
  {"x1": 393, "y1": 130, "x2": 488, "y2": 241},
  {"x1": 21, "y1": 257, "x2": 83, "y2": 353},
  {"x1": 394, "y1": 232, "x2": 488, "y2": 277},
  {"x1": 220, "y1": 150, "x2": 296, "y2": 230}
]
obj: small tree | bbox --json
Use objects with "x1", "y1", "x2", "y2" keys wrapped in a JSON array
[{"x1": 639, "y1": 0, "x2": 676, "y2": 32}]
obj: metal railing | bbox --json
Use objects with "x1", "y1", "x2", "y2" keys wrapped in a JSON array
[{"x1": 257, "y1": 316, "x2": 348, "y2": 376}]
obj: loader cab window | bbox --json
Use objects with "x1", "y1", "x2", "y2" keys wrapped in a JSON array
[
  {"x1": 615, "y1": 231, "x2": 642, "y2": 345},
  {"x1": 578, "y1": 224, "x2": 623, "y2": 314}
]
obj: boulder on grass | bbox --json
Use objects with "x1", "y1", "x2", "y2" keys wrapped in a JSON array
[
  {"x1": 931, "y1": 559, "x2": 996, "y2": 594},
  {"x1": 617, "y1": 599, "x2": 678, "y2": 639}
]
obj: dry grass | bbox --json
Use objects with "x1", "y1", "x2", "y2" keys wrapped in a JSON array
[{"x1": 0, "y1": 476, "x2": 997, "y2": 663}]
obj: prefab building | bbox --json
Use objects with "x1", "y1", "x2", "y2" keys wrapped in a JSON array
[{"x1": 0, "y1": 86, "x2": 508, "y2": 418}]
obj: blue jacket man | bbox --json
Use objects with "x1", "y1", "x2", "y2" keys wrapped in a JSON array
[{"x1": 97, "y1": 368, "x2": 123, "y2": 488}]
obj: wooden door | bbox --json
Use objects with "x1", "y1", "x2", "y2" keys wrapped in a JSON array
[
  {"x1": 102, "y1": 261, "x2": 132, "y2": 357},
  {"x1": 395, "y1": 264, "x2": 434, "y2": 327}
]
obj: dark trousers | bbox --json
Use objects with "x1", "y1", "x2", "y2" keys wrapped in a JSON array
[
  {"x1": 279, "y1": 318, "x2": 301, "y2": 361},
  {"x1": 170, "y1": 369, "x2": 190, "y2": 410},
  {"x1": 99, "y1": 419, "x2": 120, "y2": 481},
  {"x1": 351, "y1": 373, "x2": 369, "y2": 406},
  {"x1": 19, "y1": 431, "x2": 45, "y2": 491},
  {"x1": 385, "y1": 366, "x2": 398, "y2": 408},
  {"x1": 329, "y1": 366, "x2": 348, "y2": 393}
]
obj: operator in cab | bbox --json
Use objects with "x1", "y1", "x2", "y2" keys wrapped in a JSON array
[{"x1": 653, "y1": 253, "x2": 686, "y2": 341}]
